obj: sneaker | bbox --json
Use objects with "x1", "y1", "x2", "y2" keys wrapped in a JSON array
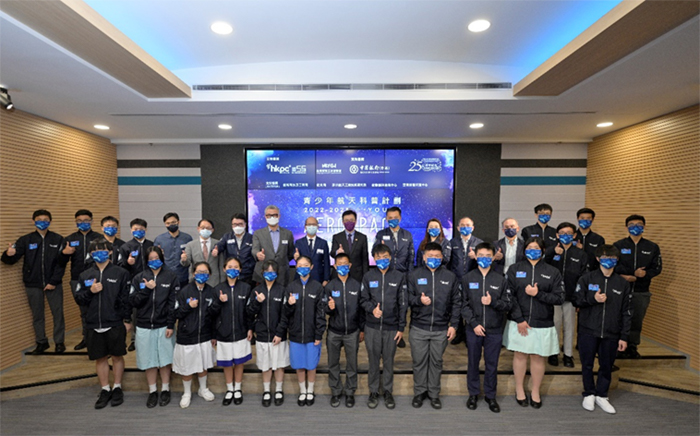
[
  {"x1": 147, "y1": 392, "x2": 159, "y2": 408},
  {"x1": 159, "y1": 390, "x2": 171, "y2": 407},
  {"x1": 582, "y1": 395, "x2": 595, "y2": 412},
  {"x1": 368, "y1": 392, "x2": 379, "y2": 409},
  {"x1": 180, "y1": 393, "x2": 192, "y2": 408},
  {"x1": 198, "y1": 388, "x2": 215, "y2": 402},
  {"x1": 110, "y1": 387, "x2": 124, "y2": 407},
  {"x1": 95, "y1": 389, "x2": 112, "y2": 409},
  {"x1": 595, "y1": 396, "x2": 616, "y2": 414},
  {"x1": 384, "y1": 392, "x2": 395, "y2": 409}
]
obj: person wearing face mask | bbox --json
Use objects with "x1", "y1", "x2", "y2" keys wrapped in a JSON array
[
  {"x1": 129, "y1": 246, "x2": 180, "y2": 408},
  {"x1": 461, "y1": 242, "x2": 511, "y2": 413},
  {"x1": 2, "y1": 209, "x2": 66, "y2": 355},
  {"x1": 294, "y1": 216, "x2": 331, "y2": 287},
  {"x1": 74, "y1": 238, "x2": 131, "y2": 409},
  {"x1": 503, "y1": 237, "x2": 564, "y2": 409},
  {"x1": 448, "y1": 216, "x2": 483, "y2": 345},
  {"x1": 330, "y1": 210, "x2": 369, "y2": 283},
  {"x1": 575, "y1": 208, "x2": 606, "y2": 271},
  {"x1": 521, "y1": 203, "x2": 558, "y2": 249},
  {"x1": 613, "y1": 215, "x2": 662, "y2": 359},
  {"x1": 372, "y1": 206, "x2": 414, "y2": 274},
  {"x1": 416, "y1": 218, "x2": 452, "y2": 268},
  {"x1": 172, "y1": 261, "x2": 217, "y2": 408},
  {"x1": 252, "y1": 205, "x2": 295, "y2": 286},
  {"x1": 60, "y1": 209, "x2": 102, "y2": 352},
  {"x1": 544, "y1": 222, "x2": 589, "y2": 368},
  {"x1": 492, "y1": 218, "x2": 525, "y2": 275},
  {"x1": 407, "y1": 242, "x2": 461, "y2": 410},
  {"x1": 153, "y1": 212, "x2": 193, "y2": 289},
  {"x1": 181, "y1": 219, "x2": 224, "y2": 286},
  {"x1": 211, "y1": 213, "x2": 255, "y2": 286},
  {"x1": 324, "y1": 253, "x2": 365, "y2": 408},
  {"x1": 100, "y1": 216, "x2": 125, "y2": 266},
  {"x1": 573, "y1": 244, "x2": 632, "y2": 415}
]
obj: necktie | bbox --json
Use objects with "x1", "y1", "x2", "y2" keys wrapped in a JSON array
[
  {"x1": 309, "y1": 238, "x2": 314, "y2": 251},
  {"x1": 347, "y1": 233, "x2": 353, "y2": 252},
  {"x1": 202, "y1": 240, "x2": 208, "y2": 260}
]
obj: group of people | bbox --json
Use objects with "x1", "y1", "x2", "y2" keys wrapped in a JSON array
[{"x1": 1, "y1": 203, "x2": 662, "y2": 416}]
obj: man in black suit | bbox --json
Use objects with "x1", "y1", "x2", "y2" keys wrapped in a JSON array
[
  {"x1": 492, "y1": 217, "x2": 525, "y2": 275},
  {"x1": 330, "y1": 210, "x2": 369, "y2": 283}
]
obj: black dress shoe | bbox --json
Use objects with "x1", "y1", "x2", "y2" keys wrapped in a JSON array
[
  {"x1": 233, "y1": 390, "x2": 243, "y2": 405},
  {"x1": 331, "y1": 395, "x2": 341, "y2": 408},
  {"x1": 412, "y1": 392, "x2": 427, "y2": 408},
  {"x1": 466, "y1": 395, "x2": 478, "y2": 410},
  {"x1": 563, "y1": 355, "x2": 575, "y2": 368},
  {"x1": 159, "y1": 390, "x2": 171, "y2": 406},
  {"x1": 74, "y1": 340, "x2": 87, "y2": 351},
  {"x1": 95, "y1": 389, "x2": 112, "y2": 409},
  {"x1": 297, "y1": 393, "x2": 307, "y2": 407},
  {"x1": 548, "y1": 355, "x2": 559, "y2": 366},
  {"x1": 274, "y1": 391, "x2": 284, "y2": 406},
  {"x1": 430, "y1": 397, "x2": 442, "y2": 410},
  {"x1": 55, "y1": 343, "x2": 66, "y2": 354},
  {"x1": 397, "y1": 338, "x2": 406, "y2": 348},
  {"x1": 306, "y1": 393, "x2": 315, "y2": 406},
  {"x1": 345, "y1": 395, "x2": 355, "y2": 408},
  {"x1": 31, "y1": 342, "x2": 49, "y2": 355},
  {"x1": 368, "y1": 392, "x2": 379, "y2": 409},
  {"x1": 384, "y1": 392, "x2": 395, "y2": 409},
  {"x1": 485, "y1": 398, "x2": 500, "y2": 413},
  {"x1": 147, "y1": 392, "x2": 159, "y2": 408},
  {"x1": 262, "y1": 391, "x2": 272, "y2": 407},
  {"x1": 222, "y1": 390, "x2": 234, "y2": 406},
  {"x1": 515, "y1": 394, "x2": 529, "y2": 407},
  {"x1": 128, "y1": 342, "x2": 136, "y2": 352},
  {"x1": 111, "y1": 387, "x2": 124, "y2": 407},
  {"x1": 530, "y1": 396, "x2": 542, "y2": 409}
]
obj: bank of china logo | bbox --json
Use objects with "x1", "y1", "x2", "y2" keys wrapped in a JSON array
[
  {"x1": 408, "y1": 158, "x2": 443, "y2": 172},
  {"x1": 349, "y1": 165, "x2": 359, "y2": 174},
  {"x1": 266, "y1": 163, "x2": 307, "y2": 174}
]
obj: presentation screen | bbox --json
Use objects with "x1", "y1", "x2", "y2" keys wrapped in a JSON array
[{"x1": 246, "y1": 148, "x2": 455, "y2": 265}]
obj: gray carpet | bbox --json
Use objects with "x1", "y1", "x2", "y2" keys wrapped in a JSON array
[{"x1": 1, "y1": 388, "x2": 698, "y2": 435}]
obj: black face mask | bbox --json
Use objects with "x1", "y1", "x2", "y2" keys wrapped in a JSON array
[{"x1": 167, "y1": 224, "x2": 179, "y2": 233}]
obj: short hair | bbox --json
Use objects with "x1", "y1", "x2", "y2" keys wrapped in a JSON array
[
  {"x1": 163, "y1": 212, "x2": 180, "y2": 222},
  {"x1": 265, "y1": 205, "x2": 280, "y2": 213},
  {"x1": 576, "y1": 208, "x2": 596, "y2": 219},
  {"x1": 501, "y1": 217, "x2": 518, "y2": 227},
  {"x1": 556, "y1": 222, "x2": 577, "y2": 233},
  {"x1": 335, "y1": 253, "x2": 350, "y2": 263},
  {"x1": 88, "y1": 237, "x2": 113, "y2": 253},
  {"x1": 146, "y1": 246, "x2": 165, "y2": 262},
  {"x1": 595, "y1": 244, "x2": 621, "y2": 258},
  {"x1": 224, "y1": 257, "x2": 241, "y2": 269},
  {"x1": 75, "y1": 209, "x2": 92, "y2": 219},
  {"x1": 372, "y1": 244, "x2": 391, "y2": 257},
  {"x1": 423, "y1": 242, "x2": 443, "y2": 254},
  {"x1": 296, "y1": 255, "x2": 313, "y2": 266},
  {"x1": 32, "y1": 209, "x2": 52, "y2": 221},
  {"x1": 130, "y1": 218, "x2": 148, "y2": 228},
  {"x1": 230, "y1": 213, "x2": 247, "y2": 223},
  {"x1": 342, "y1": 210, "x2": 357, "y2": 220},
  {"x1": 534, "y1": 203, "x2": 553, "y2": 214},
  {"x1": 198, "y1": 219, "x2": 215, "y2": 229},
  {"x1": 101, "y1": 215, "x2": 119, "y2": 226},
  {"x1": 523, "y1": 237, "x2": 546, "y2": 252},
  {"x1": 625, "y1": 214, "x2": 646, "y2": 226},
  {"x1": 192, "y1": 261, "x2": 211, "y2": 274},
  {"x1": 386, "y1": 206, "x2": 402, "y2": 216},
  {"x1": 262, "y1": 259, "x2": 278, "y2": 273},
  {"x1": 474, "y1": 242, "x2": 495, "y2": 255}
]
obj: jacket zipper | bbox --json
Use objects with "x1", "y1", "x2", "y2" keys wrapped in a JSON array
[
  {"x1": 197, "y1": 288, "x2": 202, "y2": 344},
  {"x1": 430, "y1": 270, "x2": 435, "y2": 331},
  {"x1": 267, "y1": 287, "x2": 271, "y2": 341},
  {"x1": 380, "y1": 274, "x2": 385, "y2": 334},
  {"x1": 528, "y1": 264, "x2": 535, "y2": 325},
  {"x1": 601, "y1": 278, "x2": 608, "y2": 338},
  {"x1": 342, "y1": 281, "x2": 348, "y2": 335},
  {"x1": 301, "y1": 282, "x2": 306, "y2": 341},
  {"x1": 41, "y1": 236, "x2": 46, "y2": 288},
  {"x1": 150, "y1": 273, "x2": 157, "y2": 329},
  {"x1": 632, "y1": 241, "x2": 638, "y2": 293},
  {"x1": 482, "y1": 274, "x2": 487, "y2": 328},
  {"x1": 98, "y1": 269, "x2": 103, "y2": 329},
  {"x1": 231, "y1": 284, "x2": 235, "y2": 341}
]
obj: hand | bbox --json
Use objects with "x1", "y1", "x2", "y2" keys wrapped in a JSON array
[
  {"x1": 622, "y1": 274, "x2": 637, "y2": 283},
  {"x1": 165, "y1": 328, "x2": 173, "y2": 338},
  {"x1": 594, "y1": 290, "x2": 607, "y2": 303},
  {"x1": 247, "y1": 330, "x2": 253, "y2": 341},
  {"x1": 394, "y1": 331, "x2": 403, "y2": 345},
  {"x1": 359, "y1": 331, "x2": 365, "y2": 343},
  {"x1": 517, "y1": 321, "x2": 531, "y2": 337},
  {"x1": 446, "y1": 327, "x2": 456, "y2": 341},
  {"x1": 255, "y1": 291, "x2": 265, "y2": 303},
  {"x1": 493, "y1": 248, "x2": 503, "y2": 261},
  {"x1": 474, "y1": 325, "x2": 486, "y2": 337},
  {"x1": 468, "y1": 247, "x2": 476, "y2": 259},
  {"x1": 127, "y1": 254, "x2": 136, "y2": 265},
  {"x1": 62, "y1": 241, "x2": 76, "y2": 255},
  {"x1": 555, "y1": 244, "x2": 564, "y2": 255},
  {"x1": 293, "y1": 248, "x2": 300, "y2": 261},
  {"x1": 211, "y1": 246, "x2": 219, "y2": 257},
  {"x1": 91, "y1": 282, "x2": 103, "y2": 294},
  {"x1": 256, "y1": 248, "x2": 265, "y2": 261},
  {"x1": 420, "y1": 292, "x2": 431, "y2": 306},
  {"x1": 144, "y1": 278, "x2": 156, "y2": 289},
  {"x1": 288, "y1": 293, "x2": 297, "y2": 305},
  {"x1": 211, "y1": 339, "x2": 217, "y2": 347},
  {"x1": 618, "y1": 340, "x2": 628, "y2": 352},
  {"x1": 6, "y1": 243, "x2": 16, "y2": 257},
  {"x1": 188, "y1": 297, "x2": 198, "y2": 308},
  {"x1": 634, "y1": 267, "x2": 647, "y2": 278},
  {"x1": 336, "y1": 245, "x2": 344, "y2": 255},
  {"x1": 219, "y1": 290, "x2": 228, "y2": 302},
  {"x1": 43, "y1": 284, "x2": 56, "y2": 291},
  {"x1": 314, "y1": 339, "x2": 321, "y2": 346},
  {"x1": 576, "y1": 239, "x2": 582, "y2": 247},
  {"x1": 124, "y1": 322, "x2": 132, "y2": 333},
  {"x1": 180, "y1": 250, "x2": 187, "y2": 262},
  {"x1": 328, "y1": 296, "x2": 336, "y2": 310},
  {"x1": 272, "y1": 335, "x2": 281, "y2": 345},
  {"x1": 481, "y1": 291, "x2": 492, "y2": 306},
  {"x1": 525, "y1": 283, "x2": 539, "y2": 297},
  {"x1": 322, "y1": 281, "x2": 328, "y2": 287},
  {"x1": 373, "y1": 303, "x2": 382, "y2": 319}
]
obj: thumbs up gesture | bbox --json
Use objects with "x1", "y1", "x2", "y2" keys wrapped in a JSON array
[
  {"x1": 211, "y1": 246, "x2": 219, "y2": 257},
  {"x1": 420, "y1": 292, "x2": 431, "y2": 306},
  {"x1": 257, "y1": 248, "x2": 266, "y2": 261},
  {"x1": 525, "y1": 283, "x2": 539, "y2": 297},
  {"x1": 493, "y1": 248, "x2": 503, "y2": 261},
  {"x1": 144, "y1": 278, "x2": 156, "y2": 289},
  {"x1": 90, "y1": 282, "x2": 103, "y2": 294},
  {"x1": 255, "y1": 290, "x2": 265, "y2": 303},
  {"x1": 555, "y1": 244, "x2": 564, "y2": 255},
  {"x1": 6, "y1": 243, "x2": 16, "y2": 257},
  {"x1": 188, "y1": 297, "x2": 198, "y2": 308},
  {"x1": 481, "y1": 291, "x2": 492, "y2": 306},
  {"x1": 336, "y1": 244, "x2": 345, "y2": 255},
  {"x1": 328, "y1": 295, "x2": 336, "y2": 310},
  {"x1": 219, "y1": 290, "x2": 228, "y2": 302},
  {"x1": 63, "y1": 241, "x2": 76, "y2": 255},
  {"x1": 594, "y1": 289, "x2": 607, "y2": 303},
  {"x1": 127, "y1": 251, "x2": 136, "y2": 265},
  {"x1": 288, "y1": 293, "x2": 297, "y2": 305},
  {"x1": 468, "y1": 247, "x2": 476, "y2": 259},
  {"x1": 293, "y1": 248, "x2": 300, "y2": 261},
  {"x1": 634, "y1": 267, "x2": 646, "y2": 278},
  {"x1": 180, "y1": 249, "x2": 187, "y2": 263},
  {"x1": 373, "y1": 303, "x2": 382, "y2": 319}
]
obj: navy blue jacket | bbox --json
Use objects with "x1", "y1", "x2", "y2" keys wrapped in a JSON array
[
  {"x1": 448, "y1": 235, "x2": 484, "y2": 279},
  {"x1": 214, "y1": 232, "x2": 255, "y2": 280},
  {"x1": 372, "y1": 227, "x2": 414, "y2": 273},
  {"x1": 294, "y1": 236, "x2": 331, "y2": 283}
]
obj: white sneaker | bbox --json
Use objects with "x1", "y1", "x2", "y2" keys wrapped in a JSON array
[
  {"x1": 198, "y1": 388, "x2": 215, "y2": 402},
  {"x1": 180, "y1": 393, "x2": 191, "y2": 408},
  {"x1": 595, "y1": 396, "x2": 616, "y2": 414},
  {"x1": 582, "y1": 395, "x2": 595, "y2": 411}
]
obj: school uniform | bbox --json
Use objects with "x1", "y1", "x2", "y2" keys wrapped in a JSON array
[
  {"x1": 118, "y1": 238, "x2": 155, "y2": 279},
  {"x1": 252, "y1": 226, "x2": 296, "y2": 286},
  {"x1": 461, "y1": 269, "x2": 511, "y2": 399},
  {"x1": 521, "y1": 223, "x2": 558, "y2": 249},
  {"x1": 407, "y1": 266, "x2": 461, "y2": 399},
  {"x1": 129, "y1": 269, "x2": 180, "y2": 370},
  {"x1": 2, "y1": 230, "x2": 66, "y2": 346},
  {"x1": 213, "y1": 232, "x2": 255, "y2": 283},
  {"x1": 330, "y1": 230, "x2": 369, "y2": 283},
  {"x1": 325, "y1": 277, "x2": 364, "y2": 397},
  {"x1": 415, "y1": 238, "x2": 452, "y2": 269},
  {"x1": 360, "y1": 269, "x2": 408, "y2": 394},
  {"x1": 153, "y1": 231, "x2": 193, "y2": 287},
  {"x1": 492, "y1": 236, "x2": 526, "y2": 275},
  {"x1": 294, "y1": 236, "x2": 331, "y2": 284},
  {"x1": 172, "y1": 282, "x2": 217, "y2": 376},
  {"x1": 209, "y1": 280, "x2": 254, "y2": 367},
  {"x1": 247, "y1": 282, "x2": 290, "y2": 371},
  {"x1": 181, "y1": 237, "x2": 224, "y2": 286},
  {"x1": 448, "y1": 235, "x2": 484, "y2": 279},
  {"x1": 573, "y1": 270, "x2": 632, "y2": 398},
  {"x1": 285, "y1": 278, "x2": 327, "y2": 370},
  {"x1": 575, "y1": 229, "x2": 606, "y2": 271},
  {"x1": 372, "y1": 228, "x2": 414, "y2": 273}
]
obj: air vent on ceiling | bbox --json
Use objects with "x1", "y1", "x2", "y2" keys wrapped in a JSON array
[{"x1": 192, "y1": 83, "x2": 512, "y2": 92}]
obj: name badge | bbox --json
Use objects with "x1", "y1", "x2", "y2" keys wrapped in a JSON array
[
  {"x1": 383, "y1": 235, "x2": 391, "y2": 241},
  {"x1": 84, "y1": 279, "x2": 95, "y2": 287},
  {"x1": 331, "y1": 290, "x2": 341, "y2": 298},
  {"x1": 317, "y1": 249, "x2": 324, "y2": 254},
  {"x1": 70, "y1": 240, "x2": 80, "y2": 247},
  {"x1": 227, "y1": 239, "x2": 236, "y2": 244},
  {"x1": 281, "y1": 240, "x2": 288, "y2": 245},
  {"x1": 531, "y1": 234, "x2": 540, "y2": 238},
  {"x1": 516, "y1": 271, "x2": 526, "y2": 278},
  {"x1": 417, "y1": 278, "x2": 428, "y2": 285},
  {"x1": 139, "y1": 282, "x2": 146, "y2": 289},
  {"x1": 291, "y1": 293, "x2": 300, "y2": 300},
  {"x1": 469, "y1": 282, "x2": 479, "y2": 289},
  {"x1": 621, "y1": 248, "x2": 632, "y2": 254},
  {"x1": 588, "y1": 284, "x2": 600, "y2": 291},
  {"x1": 29, "y1": 243, "x2": 38, "y2": 250},
  {"x1": 553, "y1": 255, "x2": 561, "y2": 261},
  {"x1": 130, "y1": 250, "x2": 139, "y2": 257},
  {"x1": 180, "y1": 244, "x2": 187, "y2": 248},
  {"x1": 369, "y1": 281, "x2": 379, "y2": 288}
]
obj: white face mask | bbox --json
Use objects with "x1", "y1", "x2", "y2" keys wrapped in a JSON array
[
  {"x1": 199, "y1": 229, "x2": 212, "y2": 239},
  {"x1": 306, "y1": 225, "x2": 318, "y2": 236},
  {"x1": 266, "y1": 217, "x2": 279, "y2": 226},
  {"x1": 232, "y1": 226, "x2": 245, "y2": 235}
]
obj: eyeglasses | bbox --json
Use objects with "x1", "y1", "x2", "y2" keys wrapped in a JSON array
[{"x1": 76, "y1": 219, "x2": 92, "y2": 224}]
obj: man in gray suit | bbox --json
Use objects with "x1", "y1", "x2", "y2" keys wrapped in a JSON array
[
  {"x1": 252, "y1": 205, "x2": 295, "y2": 286},
  {"x1": 181, "y1": 218, "x2": 224, "y2": 286},
  {"x1": 492, "y1": 217, "x2": 525, "y2": 275}
]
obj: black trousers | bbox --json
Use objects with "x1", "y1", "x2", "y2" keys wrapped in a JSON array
[{"x1": 578, "y1": 333, "x2": 618, "y2": 397}]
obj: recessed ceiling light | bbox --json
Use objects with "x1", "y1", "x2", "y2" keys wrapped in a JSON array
[
  {"x1": 344, "y1": 124, "x2": 357, "y2": 130},
  {"x1": 211, "y1": 21, "x2": 233, "y2": 35},
  {"x1": 468, "y1": 19, "x2": 491, "y2": 33},
  {"x1": 218, "y1": 124, "x2": 232, "y2": 130},
  {"x1": 469, "y1": 122, "x2": 484, "y2": 129},
  {"x1": 597, "y1": 122, "x2": 613, "y2": 128},
  {"x1": 94, "y1": 124, "x2": 109, "y2": 130}
]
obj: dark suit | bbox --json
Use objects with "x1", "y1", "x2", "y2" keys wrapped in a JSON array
[
  {"x1": 492, "y1": 236, "x2": 526, "y2": 275},
  {"x1": 294, "y1": 236, "x2": 331, "y2": 283},
  {"x1": 330, "y1": 230, "x2": 369, "y2": 283},
  {"x1": 448, "y1": 235, "x2": 484, "y2": 279},
  {"x1": 372, "y1": 227, "x2": 414, "y2": 273},
  {"x1": 214, "y1": 232, "x2": 255, "y2": 280},
  {"x1": 252, "y1": 226, "x2": 295, "y2": 285}
]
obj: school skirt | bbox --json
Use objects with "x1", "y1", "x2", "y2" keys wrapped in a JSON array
[
  {"x1": 172, "y1": 341, "x2": 216, "y2": 376},
  {"x1": 135, "y1": 326, "x2": 175, "y2": 370},
  {"x1": 289, "y1": 341, "x2": 322, "y2": 371},
  {"x1": 217, "y1": 339, "x2": 253, "y2": 367},
  {"x1": 503, "y1": 320, "x2": 559, "y2": 357},
  {"x1": 255, "y1": 340, "x2": 290, "y2": 372}
]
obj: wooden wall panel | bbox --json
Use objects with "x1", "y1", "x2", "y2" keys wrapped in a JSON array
[
  {"x1": 586, "y1": 105, "x2": 699, "y2": 369},
  {"x1": 0, "y1": 109, "x2": 119, "y2": 370}
]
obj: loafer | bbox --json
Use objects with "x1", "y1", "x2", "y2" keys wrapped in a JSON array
[
  {"x1": 331, "y1": 395, "x2": 341, "y2": 408},
  {"x1": 198, "y1": 388, "x2": 215, "y2": 402},
  {"x1": 466, "y1": 395, "x2": 478, "y2": 410},
  {"x1": 128, "y1": 342, "x2": 136, "y2": 352},
  {"x1": 31, "y1": 342, "x2": 49, "y2": 355},
  {"x1": 384, "y1": 392, "x2": 395, "y2": 409},
  {"x1": 485, "y1": 397, "x2": 500, "y2": 413},
  {"x1": 412, "y1": 392, "x2": 427, "y2": 408},
  {"x1": 147, "y1": 392, "x2": 159, "y2": 408},
  {"x1": 563, "y1": 355, "x2": 575, "y2": 368},
  {"x1": 297, "y1": 393, "x2": 307, "y2": 407},
  {"x1": 73, "y1": 340, "x2": 87, "y2": 351},
  {"x1": 180, "y1": 393, "x2": 192, "y2": 408},
  {"x1": 397, "y1": 338, "x2": 406, "y2": 348},
  {"x1": 530, "y1": 395, "x2": 542, "y2": 409},
  {"x1": 515, "y1": 394, "x2": 529, "y2": 407},
  {"x1": 345, "y1": 395, "x2": 355, "y2": 408},
  {"x1": 582, "y1": 394, "x2": 595, "y2": 411},
  {"x1": 368, "y1": 392, "x2": 379, "y2": 409},
  {"x1": 306, "y1": 393, "x2": 315, "y2": 406},
  {"x1": 429, "y1": 397, "x2": 442, "y2": 410},
  {"x1": 111, "y1": 387, "x2": 124, "y2": 407},
  {"x1": 262, "y1": 391, "x2": 272, "y2": 407},
  {"x1": 274, "y1": 391, "x2": 284, "y2": 406},
  {"x1": 548, "y1": 355, "x2": 559, "y2": 366},
  {"x1": 55, "y1": 343, "x2": 66, "y2": 354},
  {"x1": 233, "y1": 390, "x2": 243, "y2": 405},
  {"x1": 95, "y1": 389, "x2": 112, "y2": 409},
  {"x1": 222, "y1": 390, "x2": 234, "y2": 406},
  {"x1": 159, "y1": 390, "x2": 171, "y2": 407}
]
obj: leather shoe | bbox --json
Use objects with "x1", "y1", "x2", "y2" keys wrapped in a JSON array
[
  {"x1": 274, "y1": 391, "x2": 284, "y2": 406},
  {"x1": 262, "y1": 391, "x2": 272, "y2": 407},
  {"x1": 367, "y1": 392, "x2": 379, "y2": 409},
  {"x1": 397, "y1": 338, "x2": 406, "y2": 348},
  {"x1": 159, "y1": 390, "x2": 171, "y2": 406},
  {"x1": 128, "y1": 342, "x2": 136, "y2": 352},
  {"x1": 548, "y1": 355, "x2": 559, "y2": 366},
  {"x1": 345, "y1": 395, "x2": 355, "y2": 408},
  {"x1": 331, "y1": 395, "x2": 341, "y2": 408},
  {"x1": 95, "y1": 389, "x2": 112, "y2": 409},
  {"x1": 31, "y1": 342, "x2": 49, "y2": 355},
  {"x1": 222, "y1": 390, "x2": 234, "y2": 406},
  {"x1": 305, "y1": 393, "x2": 315, "y2": 406},
  {"x1": 516, "y1": 394, "x2": 529, "y2": 407},
  {"x1": 111, "y1": 387, "x2": 124, "y2": 407},
  {"x1": 563, "y1": 355, "x2": 575, "y2": 368},
  {"x1": 430, "y1": 397, "x2": 442, "y2": 410},
  {"x1": 384, "y1": 392, "x2": 395, "y2": 409},
  {"x1": 55, "y1": 343, "x2": 66, "y2": 354},
  {"x1": 530, "y1": 396, "x2": 542, "y2": 409},
  {"x1": 297, "y1": 393, "x2": 307, "y2": 407},
  {"x1": 147, "y1": 392, "x2": 159, "y2": 408},
  {"x1": 466, "y1": 395, "x2": 478, "y2": 410},
  {"x1": 412, "y1": 392, "x2": 427, "y2": 408},
  {"x1": 485, "y1": 397, "x2": 500, "y2": 413},
  {"x1": 74, "y1": 340, "x2": 87, "y2": 351},
  {"x1": 233, "y1": 390, "x2": 243, "y2": 405}
]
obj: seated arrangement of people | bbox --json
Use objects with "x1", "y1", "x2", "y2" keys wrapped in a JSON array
[{"x1": 1, "y1": 204, "x2": 662, "y2": 415}]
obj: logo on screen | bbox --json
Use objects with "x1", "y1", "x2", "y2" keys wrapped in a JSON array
[
  {"x1": 408, "y1": 158, "x2": 443, "y2": 172},
  {"x1": 349, "y1": 165, "x2": 359, "y2": 174},
  {"x1": 266, "y1": 164, "x2": 307, "y2": 174}
]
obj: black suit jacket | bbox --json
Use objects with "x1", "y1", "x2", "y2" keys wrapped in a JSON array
[
  {"x1": 492, "y1": 236, "x2": 526, "y2": 275},
  {"x1": 330, "y1": 230, "x2": 369, "y2": 283}
]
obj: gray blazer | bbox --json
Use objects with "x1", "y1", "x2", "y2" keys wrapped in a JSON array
[
  {"x1": 180, "y1": 237, "x2": 224, "y2": 286},
  {"x1": 252, "y1": 226, "x2": 295, "y2": 285}
]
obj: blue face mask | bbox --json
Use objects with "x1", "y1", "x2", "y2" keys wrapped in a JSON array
[
  {"x1": 578, "y1": 219, "x2": 592, "y2": 230},
  {"x1": 388, "y1": 219, "x2": 400, "y2": 229},
  {"x1": 77, "y1": 222, "x2": 92, "y2": 232},
  {"x1": 375, "y1": 258, "x2": 391, "y2": 270},
  {"x1": 426, "y1": 257, "x2": 442, "y2": 269},
  {"x1": 263, "y1": 271, "x2": 277, "y2": 282},
  {"x1": 525, "y1": 249, "x2": 542, "y2": 261},
  {"x1": 459, "y1": 226, "x2": 473, "y2": 236},
  {"x1": 537, "y1": 214, "x2": 551, "y2": 224},
  {"x1": 92, "y1": 250, "x2": 110, "y2": 263},
  {"x1": 194, "y1": 273, "x2": 209, "y2": 284},
  {"x1": 628, "y1": 225, "x2": 644, "y2": 236},
  {"x1": 428, "y1": 228, "x2": 440, "y2": 238},
  {"x1": 476, "y1": 256, "x2": 493, "y2": 268},
  {"x1": 504, "y1": 228, "x2": 518, "y2": 238},
  {"x1": 35, "y1": 220, "x2": 50, "y2": 230},
  {"x1": 103, "y1": 226, "x2": 118, "y2": 237},
  {"x1": 225, "y1": 268, "x2": 240, "y2": 279},
  {"x1": 296, "y1": 266, "x2": 311, "y2": 277},
  {"x1": 336, "y1": 264, "x2": 350, "y2": 276},
  {"x1": 599, "y1": 258, "x2": 618, "y2": 269},
  {"x1": 558, "y1": 234, "x2": 574, "y2": 245},
  {"x1": 148, "y1": 259, "x2": 163, "y2": 270},
  {"x1": 132, "y1": 229, "x2": 146, "y2": 239}
]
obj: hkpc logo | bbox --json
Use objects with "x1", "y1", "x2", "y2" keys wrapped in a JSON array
[{"x1": 266, "y1": 164, "x2": 307, "y2": 174}]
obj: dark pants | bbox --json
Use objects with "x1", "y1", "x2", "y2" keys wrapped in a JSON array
[
  {"x1": 26, "y1": 285, "x2": 65, "y2": 345},
  {"x1": 578, "y1": 333, "x2": 618, "y2": 397},
  {"x1": 629, "y1": 292, "x2": 651, "y2": 349},
  {"x1": 70, "y1": 280, "x2": 89, "y2": 339},
  {"x1": 327, "y1": 330, "x2": 359, "y2": 396},
  {"x1": 466, "y1": 329, "x2": 503, "y2": 398},
  {"x1": 365, "y1": 326, "x2": 397, "y2": 394}
]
